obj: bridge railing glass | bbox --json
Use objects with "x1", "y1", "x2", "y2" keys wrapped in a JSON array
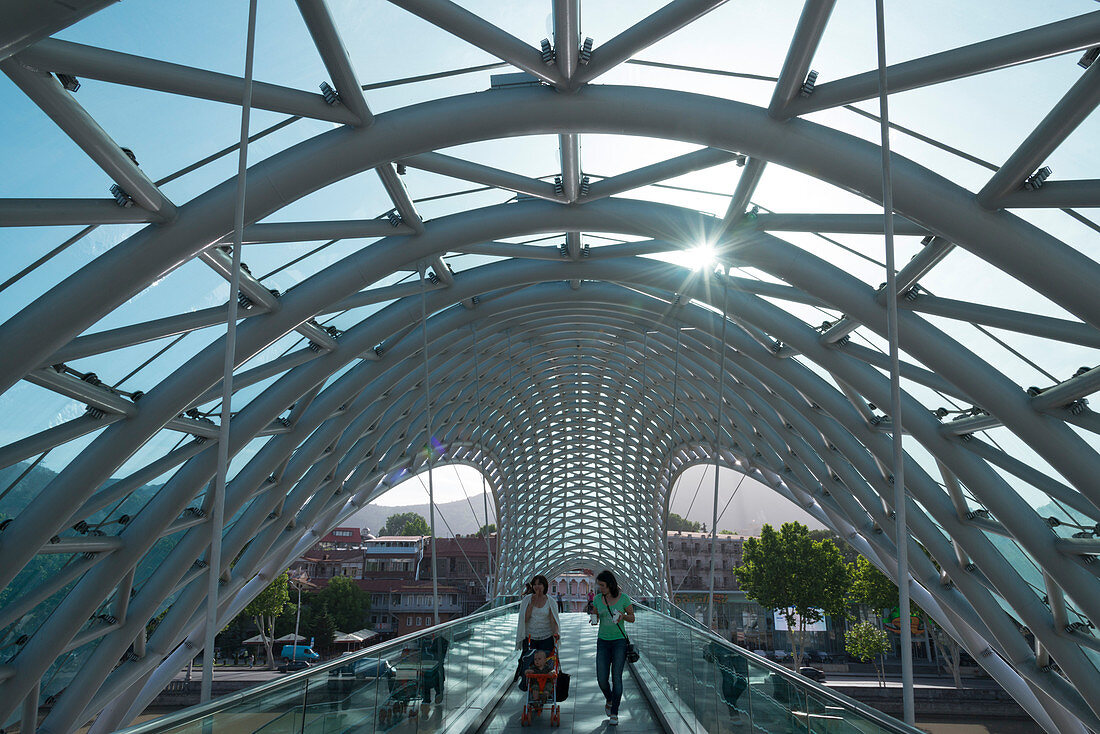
[
  {"x1": 115, "y1": 602, "x2": 521, "y2": 734},
  {"x1": 632, "y1": 602, "x2": 924, "y2": 734}
]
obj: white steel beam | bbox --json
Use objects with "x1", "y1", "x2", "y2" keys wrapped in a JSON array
[
  {"x1": 715, "y1": 156, "x2": 766, "y2": 240},
  {"x1": 295, "y1": 0, "x2": 373, "y2": 125},
  {"x1": 218, "y1": 219, "x2": 416, "y2": 244},
  {"x1": 1, "y1": 59, "x2": 177, "y2": 217},
  {"x1": 768, "y1": 0, "x2": 836, "y2": 119},
  {"x1": 978, "y1": 61, "x2": 1100, "y2": 207},
  {"x1": 398, "y1": 152, "x2": 563, "y2": 202},
  {"x1": 996, "y1": 180, "x2": 1100, "y2": 209},
  {"x1": 376, "y1": 164, "x2": 425, "y2": 233},
  {"x1": 0, "y1": 199, "x2": 160, "y2": 227},
  {"x1": 386, "y1": 0, "x2": 565, "y2": 87},
  {"x1": 585, "y1": 148, "x2": 741, "y2": 201},
  {"x1": 789, "y1": 11, "x2": 1100, "y2": 116},
  {"x1": 752, "y1": 212, "x2": 926, "y2": 235},
  {"x1": 16, "y1": 38, "x2": 359, "y2": 125},
  {"x1": 572, "y1": 0, "x2": 730, "y2": 86}
]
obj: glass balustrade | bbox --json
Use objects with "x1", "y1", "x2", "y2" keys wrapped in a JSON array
[
  {"x1": 117, "y1": 598, "x2": 920, "y2": 734},
  {"x1": 115, "y1": 602, "x2": 520, "y2": 734},
  {"x1": 630, "y1": 603, "x2": 923, "y2": 734}
]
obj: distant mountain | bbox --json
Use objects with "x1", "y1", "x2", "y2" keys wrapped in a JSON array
[
  {"x1": 0, "y1": 460, "x2": 162, "y2": 524},
  {"x1": 347, "y1": 497, "x2": 493, "y2": 537},
  {"x1": 668, "y1": 466, "x2": 825, "y2": 535},
  {"x1": 0, "y1": 461, "x2": 62, "y2": 519}
]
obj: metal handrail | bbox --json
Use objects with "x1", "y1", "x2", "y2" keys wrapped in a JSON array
[
  {"x1": 633, "y1": 601, "x2": 925, "y2": 734},
  {"x1": 115, "y1": 600, "x2": 520, "y2": 734}
]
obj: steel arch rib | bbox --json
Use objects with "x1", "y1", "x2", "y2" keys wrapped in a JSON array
[
  {"x1": 1, "y1": 85, "x2": 1097, "y2": 731},
  {"x1": 2, "y1": 85, "x2": 1099, "y2": 396},
  {"x1": 32, "y1": 267, "x2": 1100, "y2": 730},
  {"x1": 8, "y1": 248, "x2": 1100, "y2": 734}
]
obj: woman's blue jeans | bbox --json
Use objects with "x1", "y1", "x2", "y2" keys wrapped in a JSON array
[{"x1": 595, "y1": 637, "x2": 627, "y2": 715}]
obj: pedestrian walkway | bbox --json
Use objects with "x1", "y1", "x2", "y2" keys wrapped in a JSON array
[{"x1": 479, "y1": 614, "x2": 663, "y2": 734}]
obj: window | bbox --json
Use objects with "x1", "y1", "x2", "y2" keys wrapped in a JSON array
[
  {"x1": 416, "y1": 616, "x2": 422, "y2": 626},
  {"x1": 407, "y1": 617, "x2": 412, "y2": 626}
]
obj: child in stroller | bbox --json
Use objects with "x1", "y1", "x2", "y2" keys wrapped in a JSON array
[{"x1": 522, "y1": 640, "x2": 560, "y2": 726}]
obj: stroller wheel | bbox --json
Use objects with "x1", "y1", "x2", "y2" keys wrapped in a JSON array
[{"x1": 521, "y1": 707, "x2": 531, "y2": 726}]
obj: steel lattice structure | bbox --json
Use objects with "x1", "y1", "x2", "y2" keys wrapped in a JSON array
[{"x1": 0, "y1": 1, "x2": 1099, "y2": 732}]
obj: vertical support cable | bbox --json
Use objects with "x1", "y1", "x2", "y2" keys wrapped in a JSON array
[
  {"x1": 202, "y1": 0, "x2": 257, "y2": 705},
  {"x1": 502, "y1": 329, "x2": 516, "y2": 592},
  {"x1": 708, "y1": 271, "x2": 729, "y2": 628},
  {"x1": 621, "y1": 332, "x2": 630, "y2": 550},
  {"x1": 471, "y1": 325, "x2": 495, "y2": 599},
  {"x1": 664, "y1": 328, "x2": 682, "y2": 599},
  {"x1": 419, "y1": 266, "x2": 440, "y2": 626},
  {"x1": 639, "y1": 330, "x2": 660, "y2": 596},
  {"x1": 874, "y1": 0, "x2": 914, "y2": 723}
]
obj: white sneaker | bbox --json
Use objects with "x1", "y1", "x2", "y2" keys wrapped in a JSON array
[{"x1": 609, "y1": 715, "x2": 618, "y2": 726}]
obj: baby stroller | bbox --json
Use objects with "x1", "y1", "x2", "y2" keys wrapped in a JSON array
[{"x1": 520, "y1": 637, "x2": 560, "y2": 727}]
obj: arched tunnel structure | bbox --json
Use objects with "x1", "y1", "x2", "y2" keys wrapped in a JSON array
[{"x1": 0, "y1": 1, "x2": 1098, "y2": 732}]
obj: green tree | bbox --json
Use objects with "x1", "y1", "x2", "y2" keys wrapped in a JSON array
[
  {"x1": 311, "y1": 602, "x2": 337, "y2": 654},
  {"x1": 845, "y1": 621, "x2": 891, "y2": 687},
  {"x1": 474, "y1": 523, "x2": 497, "y2": 537},
  {"x1": 848, "y1": 554, "x2": 964, "y2": 686},
  {"x1": 735, "y1": 522, "x2": 850, "y2": 670},
  {"x1": 849, "y1": 555, "x2": 900, "y2": 621},
  {"x1": 667, "y1": 512, "x2": 701, "y2": 533},
  {"x1": 382, "y1": 512, "x2": 430, "y2": 536},
  {"x1": 319, "y1": 576, "x2": 371, "y2": 633},
  {"x1": 242, "y1": 572, "x2": 290, "y2": 669},
  {"x1": 809, "y1": 529, "x2": 858, "y2": 565}
]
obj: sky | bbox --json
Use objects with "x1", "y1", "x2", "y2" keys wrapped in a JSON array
[{"x1": 0, "y1": 0, "x2": 1097, "y2": 522}]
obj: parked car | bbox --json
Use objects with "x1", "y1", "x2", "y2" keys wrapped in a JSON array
[
  {"x1": 751, "y1": 649, "x2": 768, "y2": 659},
  {"x1": 327, "y1": 655, "x2": 396, "y2": 695},
  {"x1": 773, "y1": 650, "x2": 789, "y2": 661},
  {"x1": 799, "y1": 666, "x2": 826, "y2": 683},
  {"x1": 278, "y1": 659, "x2": 312, "y2": 673},
  {"x1": 804, "y1": 649, "x2": 830, "y2": 664}
]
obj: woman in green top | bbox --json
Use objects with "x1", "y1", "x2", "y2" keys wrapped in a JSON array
[{"x1": 593, "y1": 569, "x2": 634, "y2": 725}]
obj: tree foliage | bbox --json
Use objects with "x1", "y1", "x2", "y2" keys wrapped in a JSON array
[
  {"x1": 808, "y1": 529, "x2": 858, "y2": 565},
  {"x1": 312, "y1": 602, "x2": 337, "y2": 652},
  {"x1": 319, "y1": 576, "x2": 371, "y2": 633},
  {"x1": 382, "y1": 512, "x2": 430, "y2": 536},
  {"x1": 735, "y1": 522, "x2": 850, "y2": 669},
  {"x1": 845, "y1": 621, "x2": 890, "y2": 687},
  {"x1": 849, "y1": 555, "x2": 900, "y2": 616},
  {"x1": 242, "y1": 572, "x2": 290, "y2": 669},
  {"x1": 474, "y1": 523, "x2": 497, "y2": 537},
  {"x1": 667, "y1": 512, "x2": 701, "y2": 533}
]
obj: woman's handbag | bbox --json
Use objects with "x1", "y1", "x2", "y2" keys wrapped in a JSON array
[
  {"x1": 605, "y1": 594, "x2": 641, "y2": 663},
  {"x1": 615, "y1": 619, "x2": 641, "y2": 663},
  {"x1": 555, "y1": 669, "x2": 571, "y2": 701}
]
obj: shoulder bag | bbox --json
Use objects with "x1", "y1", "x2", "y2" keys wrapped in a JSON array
[{"x1": 605, "y1": 594, "x2": 640, "y2": 663}]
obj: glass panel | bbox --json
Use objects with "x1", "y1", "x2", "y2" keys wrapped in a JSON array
[
  {"x1": 117, "y1": 603, "x2": 522, "y2": 734},
  {"x1": 631, "y1": 603, "x2": 919, "y2": 734}
]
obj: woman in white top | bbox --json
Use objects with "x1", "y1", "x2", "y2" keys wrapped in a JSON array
[{"x1": 516, "y1": 574, "x2": 560, "y2": 654}]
